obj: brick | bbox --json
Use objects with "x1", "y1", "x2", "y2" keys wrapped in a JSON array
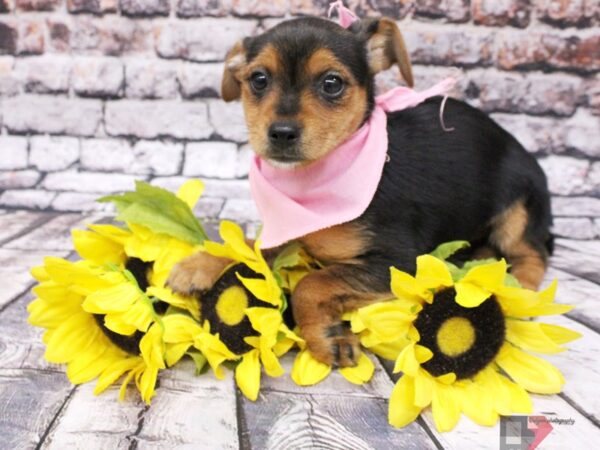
[
  {"x1": 538, "y1": 156, "x2": 590, "y2": 195},
  {"x1": 587, "y1": 162, "x2": 600, "y2": 193},
  {"x1": 47, "y1": 18, "x2": 70, "y2": 53},
  {"x1": 520, "y1": 73, "x2": 582, "y2": 116},
  {"x1": 0, "y1": 136, "x2": 28, "y2": 170},
  {"x1": 403, "y1": 25, "x2": 493, "y2": 67},
  {"x1": 17, "y1": 20, "x2": 44, "y2": 55},
  {"x1": 231, "y1": 0, "x2": 287, "y2": 17},
  {"x1": 0, "y1": 189, "x2": 55, "y2": 209},
  {"x1": 220, "y1": 198, "x2": 259, "y2": 222},
  {"x1": 594, "y1": 219, "x2": 600, "y2": 237},
  {"x1": 16, "y1": 0, "x2": 59, "y2": 11},
  {"x1": 184, "y1": 142, "x2": 238, "y2": 178},
  {"x1": 236, "y1": 144, "x2": 253, "y2": 178},
  {"x1": 120, "y1": 0, "x2": 170, "y2": 16},
  {"x1": 192, "y1": 197, "x2": 225, "y2": 219},
  {"x1": 130, "y1": 140, "x2": 183, "y2": 175},
  {"x1": 125, "y1": 59, "x2": 179, "y2": 99},
  {"x1": 207, "y1": 100, "x2": 248, "y2": 142},
  {"x1": 537, "y1": 0, "x2": 595, "y2": 27},
  {"x1": 73, "y1": 57, "x2": 124, "y2": 97},
  {"x1": 585, "y1": 74, "x2": 600, "y2": 114},
  {"x1": 497, "y1": 31, "x2": 600, "y2": 72},
  {"x1": 68, "y1": 0, "x2": 118, "y2": 13},
  {"x1": 469, "y1": 70, "x2": 582, "y2": 116},
  {"x1": 51, "y1": 192, "x2": 112, "y2": 212},
  {"x1": 0, "y1": 0, "x2": 12, "y2": 13},
  {"x1": 415, "y1": 0, "x2": 471, "y2": 23},
  {"x1": 155, "y1": 18, "x2": 257, "y2": 62},
  {"x1": 43, "y1": 171, "x2": 139, "y2": 193},
  {"x1": 30, "y1": 136, "x2": 80, "y2": 172},
  {"x1": 0, "y1": 21, "x2": 17, "y2": 55},
  {"x1": 179, "y1": 62, "x2": 221, "y2": 98},
  {"x1": 472, "y1": 0, "x2": 531, "y2": 28},
  {"x1": 16, "y1": 55, "x2": 72, "y2": 94},
  {"x1": 177, "y1": 0, "x2": 231, "y2": 17},
  {"x1": 81, "y1": 138, "x2": 133, "y2": 172},
  {"x1": 290, "y1": 0, "x2": 413, "y2": 19},
  {"x1": 0, "y1": 170, "x2": 40, "y2": 189},
  {"x1": 467, "y1": 70, "x2": 525, "y2": 113},
  {"x1": 564, "y1": 109, "x2": 600, "y2": 157},
  {"x1": 105, "y1": 100, "x2": 213, "y2": 139},
  {"x1": 0, "y1": 56, "x2": 18, "y2": 96},
  {"x1": 3, "y1": 95, "x2": 102, "y2": 136},
  {"x1": 553, "y1": 217, "x2": 596, "y2": 239},
  {"x1": 552, "y1": 196, "x2": 600, "y2": 217},
  {"x1": 71, "y1": 16, "x2": 152, "y2": 56},
  {"x1": 490, "y1": 113, "x2": 563, "y2": 154},
  {"x1": 152, "y1": 176, "x2": 252, "y2": 198}
]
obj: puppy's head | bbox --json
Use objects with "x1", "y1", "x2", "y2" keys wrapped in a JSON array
[{"x1": 221, "y1": 17, "x2": 413, "y2": 168}]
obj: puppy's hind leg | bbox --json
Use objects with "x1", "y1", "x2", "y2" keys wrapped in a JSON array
[
  {"x1": 167, "y1": 251, "x2": 232, "y2": 296},
  {"x1": 490, "y1": 201, "x2": 549, "y2": 291}
]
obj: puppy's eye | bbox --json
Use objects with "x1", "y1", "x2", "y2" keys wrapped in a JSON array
[
  {"x1": 250, "y1": 71, "x2": 269, "y2": 93},
  {"x1": 321, "y1": 74, "x2": 344, "y2": 98}
]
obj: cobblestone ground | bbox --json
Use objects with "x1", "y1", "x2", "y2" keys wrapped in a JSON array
[{"x1": 0, "y1": 1, "x2": 599, "y2": 238}]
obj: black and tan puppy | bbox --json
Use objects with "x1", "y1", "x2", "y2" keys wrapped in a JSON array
[{"x1": 168, "y1": 17, "x2": 553, "y2": 368}]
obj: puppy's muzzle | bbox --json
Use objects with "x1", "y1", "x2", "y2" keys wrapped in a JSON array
[{"x1": 267, "y1": 121, "x2": 303, "y2": 162}]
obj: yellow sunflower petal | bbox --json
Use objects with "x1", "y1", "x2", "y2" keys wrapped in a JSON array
[
  {"x1": 220, "y1": 221, "x2": 257, "y2": 261},
  {"x1": 388, "y1": 375, "x2": 422, "y2": 428},
  {"x1": 454, "y1": 282, "x2": 491, "y2": 308},
  {"x1": 461, "y1": 259, "x2": 507, "y2": 288},
  {"x1": 431, "y1": 383, "x2": 461, "y2": 432},
  {"x1": 540, "y1": 323, "x2": 582, "y2": 345},
  {"x1": 237, "y1": 275, "x2": 281, "y2": 307},
  {"x1": 103, "y1": 314, "x2": 138, "y2": 336},
  {"x1": 147, "y1": 286, "x2": 200, "y2": 320},
  {"x1": 176, "y1": 179, "x2": 204, "y2": 209},
  {"x1": 235, "y1": 349, "x2": 261, "y2": 401},
  {"x1": 165, "y1": 342, "x2": 192, "y2": 367},
  {"x1": 45, "y1": 312, "x2": 99, "y2": 363},
  {"x1": 94, "y1": 356, "x2": 142, "y2": 396},
  {"x1": 394, "y1": 343, "x2": 433, "y2": 376},
  {"x1": 390, "y1": 267, "x2": 424, "y2": 303},
  {"x1": 413, "y1": 370, "x2": 434, "y2": 408},
  {"x1": 339, "y1": 352, "x2": 375, "y2": 384},
  {"x1": 31, "y1": 265, "x2": 49, "y2": 282},
  {"x1": 72, "y1": 229, "x2": 126, "y2": 265},
  {"x1": 498, "y1": 373, "x2": 532, "y2": 414},
  {"x1": 162, "y1": 314, "x2": 202, "y2": 343},
  {"x1": 260, "y1": 347, "x2": 284, "y2": 378},
  {"x1": 139, "y1": 365, "x2": 159, "y2": 404},
  {"x1": 458, "y1": 380, "x2": 498, "y2": 427},
  {"x1": 415, "y1": 255, "x2": 453, "y2": 290},
  {"x1": 246, "y1": 307, "x2": 282, "y2": 337},
  {"x1": 140, "y1": 325, "x2": 166, "y2": 369},
  {"x1": 82, "y1": 282, "x2": 140, "y2": 314},
  {"x1": 66, "y1": 342, "x2": 113, "y2": 384},
  {"x1": 506, "y1": 320, "x2": 567, "y2": 354},
  {"x1": 495, "y1": 343, "x2": 565, "y2": 394},
  {"x1": 291, "y1": 349, "x2": 332, "y2": 386}
]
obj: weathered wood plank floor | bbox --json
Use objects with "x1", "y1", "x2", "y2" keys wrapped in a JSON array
[{"x1": 1, "y1": 210, "x2": 599, "y2": 449}]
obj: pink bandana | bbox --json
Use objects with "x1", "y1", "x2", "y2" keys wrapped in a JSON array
[{"x1": 249, "y1": 2, "x2": 456, "y2": 248}]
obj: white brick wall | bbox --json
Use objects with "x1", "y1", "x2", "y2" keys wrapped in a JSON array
[{"x1": 0, "y1": 2, "x2": 599, "y2": 241}]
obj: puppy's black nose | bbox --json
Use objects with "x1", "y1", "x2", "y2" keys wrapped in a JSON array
[{"x1": 268, "y1": 122, "x2": 300, "y2": 147}]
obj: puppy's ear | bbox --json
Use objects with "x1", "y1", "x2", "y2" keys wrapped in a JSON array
[
  {"x1": 351, "y1": 17, "x2": 414, "y2": 87},
  {"x1": 221, "y1": 40, "x2": 247, "y2": 102}
]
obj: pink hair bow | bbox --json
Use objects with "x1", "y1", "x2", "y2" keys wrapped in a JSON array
[{"x1": 328, "y1": 1, "x2": 358, "y2": 28}]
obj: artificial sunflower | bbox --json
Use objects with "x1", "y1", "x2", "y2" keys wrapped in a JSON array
[
  {"x1": 349, "y1": 248, "x2": 580, "y2": 432},
  {"x1": 27, "y1": 257, "x2": 169, "y2": 404},
  {"x1": 28, "y1": 180, "x2": 207, "y2": 403},
  {"x1": 179, "y1": 220, "x2": 303, "y2": 400}
]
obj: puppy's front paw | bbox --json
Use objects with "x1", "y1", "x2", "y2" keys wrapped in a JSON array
[
  {"x1": 302, "y1": 322, "x2": 360, "y2": 368},
  {"x1": 167, "y1": 252, "x2": 231, "y2": 296}
]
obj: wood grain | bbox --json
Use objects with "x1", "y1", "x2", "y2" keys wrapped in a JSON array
[
  {"x1": 0, "y1": 249, "x2": 68, "y2": 310},
  {"x1": 0, "y1": 368, "x2": 73, "y2": 450},
  {"x1": 550, "y1": 244, "x2": 600, "y2": 285},
  {"x1": 240, "y1": 391, "x2": 437, "y2": 450},
  {"x1": 0, "y1": 210, "x2": 53, "y2": 246},
  {"x1": 4, "y1": 213, "x2": 103, "y2": 251}
]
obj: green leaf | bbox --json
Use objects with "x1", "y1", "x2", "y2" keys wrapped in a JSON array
[
  {"x1": 99, "y1": 181, "x2": 207, "y2": 244},
  {"x1": 430, "y1": 241, "x2": 470, "y2": 261},
  {"x1": 272, "y1": 242, "x2": 304, "y2": 271},
  {"x1": 187, "y1": 351, "x2": 209, "y2": 375},
  {"x1": 503, "y1": 273, "x2": 522, "y2": 288}
]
